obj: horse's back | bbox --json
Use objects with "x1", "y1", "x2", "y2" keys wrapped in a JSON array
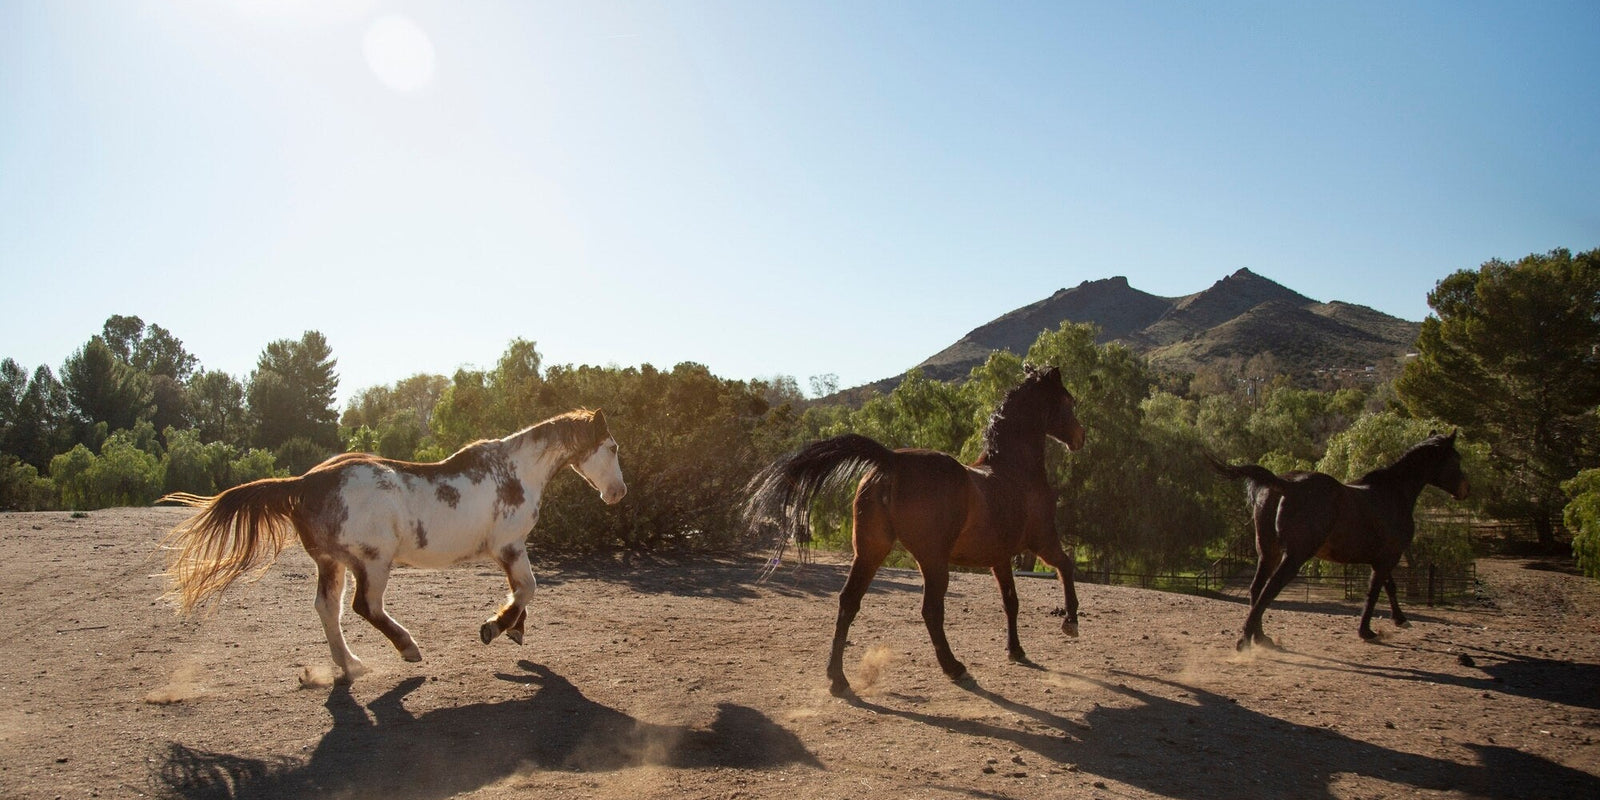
[
  {"x1": 1317, "y1": 482, "x2": 1408, "y2": 563},
  {"x1": 1274, "y1": 473, "x2": 1400, "y2": 563}
]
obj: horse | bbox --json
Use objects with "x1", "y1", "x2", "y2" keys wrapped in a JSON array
[
  {"x1": 1208, "y1": 431, "x2": 1469, "y2": 650},
  {"x1": 160, "y1": 408, "x2": 626, "y2": 682},
  {"x1": 744, "y1": 364, "x2": 1086, "y2": 696}
]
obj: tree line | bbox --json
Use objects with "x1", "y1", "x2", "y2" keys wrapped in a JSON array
[{"x1": 3, "y1": 249, "x2": 1598, "y2": 579}]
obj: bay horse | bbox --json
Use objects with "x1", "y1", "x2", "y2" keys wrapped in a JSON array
[
  {"x1": 1208, "y1": 431, "x2": 1469, "y2": 650},
  {"x1": 161, "y1": 409, "x2": 626, "y2": 682},
  {"x1": 744, "y1": 365, "x2": 1086, "y2": 696}
]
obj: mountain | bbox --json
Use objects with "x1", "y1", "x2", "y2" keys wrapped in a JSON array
[{"x1": 862, "y1": 269, "x2": 1420, "y2": 393}]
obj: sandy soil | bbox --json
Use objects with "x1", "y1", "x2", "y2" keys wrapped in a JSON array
[{"x1": 2, "y1": 506, "x2": 1598, "y2": 800}]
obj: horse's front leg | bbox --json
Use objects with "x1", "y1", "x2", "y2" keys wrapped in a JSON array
[
  {"x1": 1359, "y1": 558, "x2": 1403, "y2": 640},
  {"x1": 481, "y1": 542, "x2": 537, "y2": 645},
  {"x1": 1031, "y1": 538, "x2": 1079, "y2": 636},
  {"x1": 350, "y1": 559, "x2": 422, "y2": 662},
  {"x1": 1384, "y1": 575, "x2": 1409, "y2": 628}
]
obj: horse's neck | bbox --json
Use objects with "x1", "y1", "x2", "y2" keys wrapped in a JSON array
[
  {"x1": 977, "y1": 425, "x2": 1049, "y2": 478},
  {"x1": 1366, "y1": 454, "x2": 1436, "y2": 505},
  {"x1": 503, "y1": 432, "x2": 573, "y2": 491}
]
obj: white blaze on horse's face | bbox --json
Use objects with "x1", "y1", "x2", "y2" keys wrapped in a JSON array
[{"x1": 573, "y1": 437, "x2": 627, "y2": 505}]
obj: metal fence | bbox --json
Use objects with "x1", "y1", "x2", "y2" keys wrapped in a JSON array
[{"x1": 1055, "y1": 559, "x2": 1478, "y2": 606}]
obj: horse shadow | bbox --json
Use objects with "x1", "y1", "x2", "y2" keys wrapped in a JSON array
[
  {"x1": 848, "y1": 671, "x2": 1599, "y2": 800},
  {"x1": 1292, "y1": 643, "x2": 1600, "y2": 711},
  {"x1": 152, "y1": 661, "x2": 819, "y2": 800}
]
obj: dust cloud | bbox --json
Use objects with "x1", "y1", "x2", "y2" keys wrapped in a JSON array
[{"x1": 143, "y1": 660, "x2": 207, "y2": 705}]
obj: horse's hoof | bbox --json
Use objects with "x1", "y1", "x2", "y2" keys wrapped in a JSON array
[
  {"x1": 1008, "y1": 649, "x2": 1028, "y2": 664},
  {"x1": 1238, "y1": 634, "x2": 1276, "y2": 652},
  {"x1": 951, "y1": 670, "x2": 976, "y2": 687},
  {"x1": 479, "y1": 623, "x2": 497, "y2": 645},
  {"x1": 1395, "y1": 619, "x2": 1412, "y2": 629},
  {"x1": 829, "y1": 678, "x2": 853, "y2": 698},
  {"x1": 337, "y1": 659, "x2": 370, "y2": 683},
  {"x1": 1359, "y1": 628, "x2": 1379, "y2": 641},
  {"x1": 1062, "y1": 621, "x2": 1080, "y2": 638},
  {"x1": 401, "y1": 647, "x2": 423, "y2": 663},
  {"x1": 505, "y1": 628, "x2": 524, "y2": 645}
]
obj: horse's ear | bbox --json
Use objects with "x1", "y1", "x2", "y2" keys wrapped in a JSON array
[
  {"x1": 592, "y1": 408, "x2": 607, "y2": 429},
  {"x1": 1446, "y1": 429, "x2": 1458, "y2": 443}
]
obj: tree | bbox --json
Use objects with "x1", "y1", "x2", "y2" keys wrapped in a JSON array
[
  {"x1": 7, "y1": 366, "x2": 72, "y2": 469},
  {"x1": 1397, "y1": 248, "x2": 1600, "y2": 547},
  {"x1": 100, "y1": 315, "x2": 198, "y2": 382},
  {"x1": 61, "y1": 337, "x2": 154, "y2": 442},
  {"x1": 0, "y1": 359, "x2": 28, "y2": 456},
  {"x1": 340, "y1": 374, "x2": 448, "y2": 460},
  {"x1": 188, "y1": 370, "x2": 248, "y2": 448},
  {"x1": 97, "y1": 315, "x2": 198, "y2": 434},
  {"x1": 247, "y1": 331, "x2": 340, "y2": 455}
]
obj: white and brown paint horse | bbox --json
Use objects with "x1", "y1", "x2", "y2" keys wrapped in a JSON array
[{"x1": 162, "y1": 409, "x2": 626, "y2": 682}]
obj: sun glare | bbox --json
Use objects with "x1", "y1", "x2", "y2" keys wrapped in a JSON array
[{"x1": 362, "y1": 14, "x2": 436, "y2": 92}]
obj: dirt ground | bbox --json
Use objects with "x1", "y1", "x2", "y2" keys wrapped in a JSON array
[{"x1": 2, "y1": 507, "x2": 1598, "y2": 800}]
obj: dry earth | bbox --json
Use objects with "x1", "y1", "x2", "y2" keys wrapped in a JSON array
[{"x1": 2, "y1": 507, "x2": 1598, "y2": 800}]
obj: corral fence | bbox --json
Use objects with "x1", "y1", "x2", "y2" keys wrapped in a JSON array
[{"x1": 1049, "y1": 561, "x2": 1477, "y2": 606}]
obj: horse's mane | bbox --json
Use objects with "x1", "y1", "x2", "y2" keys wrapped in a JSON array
[
  {"x1": 507, "y1": 408, "x2": 610, "y2": 458},
  {"x1": 978, "y1": 366, "x2": 1060, "y2": 466},
  {"x1": 307, "y1": 410, "x2": 609, "y2": 478},
  {"x1": 1353, "y1": 434, "x2": 1454, "y2": 487}
]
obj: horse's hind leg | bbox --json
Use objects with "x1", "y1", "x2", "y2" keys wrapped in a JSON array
[
  {"x1": 313, "y1": 557, "x2": 367, "y2": 681},
  {"x1": 828, "y1": 510, "x2": 894, "y2": 697},
  {"x1": 1239, "y1": 553, "x2": 1306, "y2": 651},
  {"x1": 350, "y1": 560, "x2": 422, "y2": 662},
  {"x1": 1247, "y1": 502, "x2": 1282, "y2": 606},
  {"x1": 992, "y1": 566, "x2": 1027, "y2": 663},
  {"x1": 918, "y1": 562, "x2": 969, "y2": 682},
  {"x1": 482, "y1": 543, "x2": 537, "y2": 645}
]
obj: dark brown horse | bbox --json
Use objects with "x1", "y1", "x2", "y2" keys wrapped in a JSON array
[
  {"x1": 1209, "y1": 432, "x2": 1469, "y2": 650},
  {"x1": 745, "y1": 365, "x2": 1086, "y2": 696}
]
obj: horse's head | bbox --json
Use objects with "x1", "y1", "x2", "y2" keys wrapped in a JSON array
[
  {"x1": 1430, "y1": 430, "x2": 1470, "y2": 501},
  {"x1": 1027, "y1": 364, "x2": 1086, "y2": 452},
  {"x1": 571, "y1": 409, "x2": 627, "y2": 505}
]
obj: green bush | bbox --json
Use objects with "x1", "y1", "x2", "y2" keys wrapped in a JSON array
[
  {"x1": 1563, "y1": 469, "x2": 1600, "y2": 580},
  {"x1": 0, "y1": 454, "x2": 55, "y2": 510}
]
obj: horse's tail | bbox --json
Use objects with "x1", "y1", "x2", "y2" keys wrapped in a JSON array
[
  {"x1": 158, "y1": 477, "x2": 307, "y2": 616},
  {"x1": 1204, "y1": 451, "x2": 1292, "y2": 493},
  {"x1": 744, "y1": 433, "x2": 897, "y2": 580}
]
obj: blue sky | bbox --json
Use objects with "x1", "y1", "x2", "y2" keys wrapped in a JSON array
[{"x1": 2, "y1": 1, "x2": 1596, "y2": 406}]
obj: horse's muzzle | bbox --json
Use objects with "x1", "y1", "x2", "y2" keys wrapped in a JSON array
[
  {"x1": 1066, "y1": 428, "x2": 1085, "y2": 452},
  {"x1": 602, "y1": 485, "x2": 628, "y2": 505}
]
